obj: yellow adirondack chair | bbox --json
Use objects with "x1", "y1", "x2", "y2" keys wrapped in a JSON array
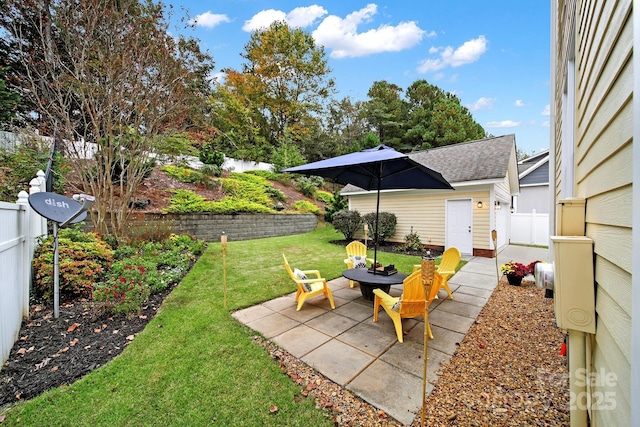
[
  {"x1": 343, "y1": 241, "x2": 374, "y2": 288},
  {"x1": 413, "y1": 246, "x2": 461, "y2": 299},
  {"x1": 436, "y1": 247, "x2": 461, "y2": 299},
  {"x1": 373, "y1": 269, "x2": 443, "y2": 342},
  {"x1": 283, "y1": 254, "x2": 335, "y2": 311}
]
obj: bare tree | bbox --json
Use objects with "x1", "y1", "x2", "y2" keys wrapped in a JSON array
[{"x1": 2, "y1": 0, "x2": 213, "y2": 236}]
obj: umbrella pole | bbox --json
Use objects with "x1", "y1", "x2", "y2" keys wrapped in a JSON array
[{"x1": 372, "y1": 175, "x2": 382, "y2": 274}]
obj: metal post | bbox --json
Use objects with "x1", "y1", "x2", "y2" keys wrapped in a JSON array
[
  {"x1": 372, "y1": 167, "x2": 382, "y2": 274},
  {"x1": 221, "y1": 233, "x2": 227, "y2": 309},
  {"x1": 53, "y1": 222, "x2": 59, "y2": 318}
]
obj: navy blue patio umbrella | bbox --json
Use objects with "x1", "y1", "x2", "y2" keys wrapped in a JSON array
[{"x1": 283, "y1": 145, "x2": 454, "y2": 271}]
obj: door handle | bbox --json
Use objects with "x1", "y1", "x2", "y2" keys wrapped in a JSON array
[{"x1": 468, "y1": 226, "x2": 471, "y2": 233}]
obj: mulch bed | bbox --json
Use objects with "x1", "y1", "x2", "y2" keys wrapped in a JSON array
[{"x1": 0, "y1": 283, "x2": 176, "y2": 408}]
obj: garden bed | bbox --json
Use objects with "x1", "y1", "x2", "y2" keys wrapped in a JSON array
[{"x1": 0, "y1": 283, "x2": 176, "y2": 408}]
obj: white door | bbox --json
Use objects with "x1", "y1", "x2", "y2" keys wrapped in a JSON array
[
  {"x1": 446, "y1": 199, "x2": 473, "y2": 254},
  {"x1": 495, "y1": 203, "x2": 510, "y2": 249}
]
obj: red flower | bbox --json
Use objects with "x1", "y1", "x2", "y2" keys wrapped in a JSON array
[{"x1": 500, "y1": 261, "x2": 529, "y2": 278}]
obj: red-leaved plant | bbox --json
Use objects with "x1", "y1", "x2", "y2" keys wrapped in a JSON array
[{"x1": 93, "y1": 256, "x2": 151, "y2": 314}]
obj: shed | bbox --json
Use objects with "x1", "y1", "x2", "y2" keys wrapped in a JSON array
[{"x1": 341, "y1": 134, "x2": 519, "y2": 257}]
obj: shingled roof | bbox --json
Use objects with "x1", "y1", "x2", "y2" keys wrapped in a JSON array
[{"x1": 342, "y1": 134, "x2": 516, "y2": 193}]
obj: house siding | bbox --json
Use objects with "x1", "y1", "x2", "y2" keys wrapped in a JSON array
[
  {"x1": 347, "y1": 189, "x2": 493, "y2": 253},
  {"x1": 553, "y1": 0, "x2": 633, "y2": 425},
  {"x1": 521, "y1": 161, "x2": 550, "y2": 185}
]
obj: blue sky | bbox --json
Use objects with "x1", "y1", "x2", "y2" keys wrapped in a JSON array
[{"x1": 168, "y1": 1, "x2": 550, "y2": 155}]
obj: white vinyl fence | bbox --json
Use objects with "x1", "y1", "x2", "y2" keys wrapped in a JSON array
[
  {"x1": 0, "y1": 172, "x2": 47, "y2": 365},
  {"x1": 510, "y1": 210, "x2": 550, "y2": 246}
]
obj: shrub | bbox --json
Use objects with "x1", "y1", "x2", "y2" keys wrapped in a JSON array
[
  {"x1": 265, "y1": 186, "x2": 287, "y2": 202},
  {"x1": 402, "y1": 227, "x2": 424, "y2": 252},
  {"x1": 161, "y1": 165, "x2": 212, "y2": 186},
  {"x1": 199, "y1": 143, "x2": 225, "y2": 166},
  {"x1": 332, "y1": 209, "x2": 363, "y2": 240},
  {"x1": 124, "y1": 220, "x2": 175, "y2": 244},
  {"x1": 291, "y1": 200, "x2": 321, "y2": 216},
  {"x1": 295, "y1": 176, "x2": 322, "y2": 198},
  {"x1": 32, "y1": 229, "x2": 114, "y2": 302},
  {"x1": 271, "y1": 142, "x2": 305, "y2": 172},
  {"x1": 276, "y1": 173, "x2": 293, "y2": 186},
  {"x1": 245, "y1": 169, "x2": 280, "y2": 181},
  {"x1": 200, "y1": 164, "x2": 223, "y2": 177},
  {"x1": 324, "y1": 189, "x2": 349, "y2": 223},
  {"x1": 164, "y1": 233, "x2": 207, "y2": 257},
  {"x1": 163, "y1": 189, "x2": 215, "y2": 213},
  {"x1": 363, "y1": 211, "x2": 397, "y2": 244},
  {"x1": 113, "y1": 244, "x2": 138, "y2": 260},
  {"x1": 93, "y1": 256, "x2": 152, "y2": 314},
  {"x1": 163, "y1": 189, "x2": 274, "y2": 214},
  {"x1": 0, "y1": 143, "x2": 67, "y2": 202},
  {"x1": 315, "y1": 190, "x2": 333, "y2": 204},
  {"x1": 222, "y1": 175, "x2": 272, "y2": 207},
  {"x1": 209, "y1": 198, "x2": 273, "y2": 214}
]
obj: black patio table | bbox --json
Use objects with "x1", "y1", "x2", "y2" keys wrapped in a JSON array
[{"x1": 342, "y1": 268, "x2": 408, "y2": 301}]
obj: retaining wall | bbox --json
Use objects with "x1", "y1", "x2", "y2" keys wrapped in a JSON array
[{"x1": 86, "y1": 212, "x2": 318, "y2": 242}]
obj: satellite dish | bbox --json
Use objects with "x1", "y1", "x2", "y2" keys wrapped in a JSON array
[{"x1": 28, "y1": 192, "x2": 87, "y2": 224}]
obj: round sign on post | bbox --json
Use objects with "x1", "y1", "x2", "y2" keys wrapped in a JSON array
[{"x1": 28, "y1": 192, "x2": 87, "y2": 224}]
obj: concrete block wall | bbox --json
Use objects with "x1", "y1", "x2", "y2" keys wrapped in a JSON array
[{"x1": 94, "y1": 213, "x2": 318, "y2": 242}]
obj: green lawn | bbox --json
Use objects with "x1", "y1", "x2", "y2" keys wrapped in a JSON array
[{"x1": 0, "y1": 224, "x2": 459, "y2": 426}]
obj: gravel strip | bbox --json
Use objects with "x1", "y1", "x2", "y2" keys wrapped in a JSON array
[{"x1": 257, "y1": 277, "x2": 570, "y2": 426}]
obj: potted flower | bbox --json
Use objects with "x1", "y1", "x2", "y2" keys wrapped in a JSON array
[{"x1": 500, "y1": 261, "x2": 529, "y2": 286}]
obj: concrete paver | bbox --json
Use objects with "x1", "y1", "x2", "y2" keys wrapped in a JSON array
[
  {"x1": 233, "y1": 244, "x2": 548, "y2": 425},
  {"x1": 348, "y1": 359, "x2": 426, "y2": 426},
  {"x1": 306, "y1": 312, "x2": 359, "y2": 336},
  {"x1": 302, "y1": 339, "x2": 374, "y2": 385},
  {"x1": 272, "y1": 324, "x2": 331, "y2": 358}
]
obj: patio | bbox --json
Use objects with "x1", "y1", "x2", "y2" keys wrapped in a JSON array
[{"x1": 233, "y1": 246, "x2": 547, "y2": 425}]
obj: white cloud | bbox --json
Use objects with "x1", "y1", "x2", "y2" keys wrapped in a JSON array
[
  {"x1": 485, "y1": 120, "x2": 520, "y2": 128},
  {"x1": 190, "y1": 11, "x2": 231, "y2": 29},
  {"x1": 541, "y1": 104, "x2": 550, "y2": 115},
  {"x1": 243, "y1": 5, "x2": 327, "y2": 32},
  {"x1": 287, "y1": 5, "x2": 329, "y2": 27},
  {"x1": 312, "y1": 4, "x2": 426, "y2": 58},
  {"x1": 541, "y1": 121, "x2": 550, "y2": 127},
  {"x1": 243, "y1": 9, "x2": 287, "y2": 31},
  {"x1": 468, "y1": 97, "x2": 494, "y2": 111},
  {"x1": 514, "y1": 99, "x2": 524, "y2": 107},
  {"x1": 209, "y1": 72, "x2": 226, "y2": 84},
  {"x1": 417, "y1": 35, "x2": 488, "y2": 73}
]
